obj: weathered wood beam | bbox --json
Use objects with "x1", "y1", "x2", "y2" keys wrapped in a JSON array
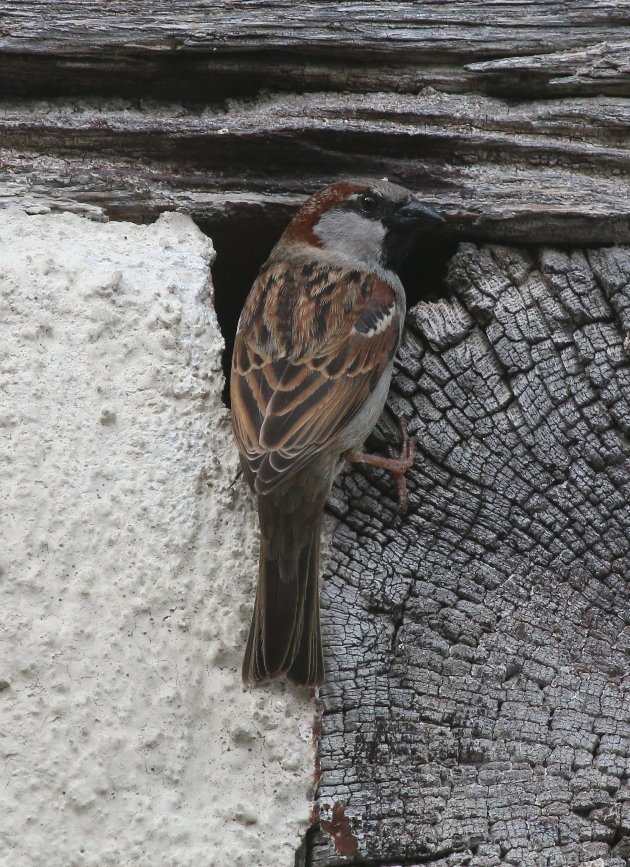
[
  {"x1": 0, "y1": 3, "x2": 628, "y2": 98},
  {"x1": 1, "y1": 2, "x2": 626, "y2": 55},
  {"x1": 2, "y1": 92, "x2": 628, "y2": 163},
  {"x1": 468, "y1": 40, "x2": 630, "y2": 96},
  {"x1": 1, "y1": 90, "x2": 629, "y2": 244}
]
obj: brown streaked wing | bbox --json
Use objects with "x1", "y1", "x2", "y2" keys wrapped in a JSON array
[{"x1": 230, "y1": 260, "x2": 400, "y2": 494}]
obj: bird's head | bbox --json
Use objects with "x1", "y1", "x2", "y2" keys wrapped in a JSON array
[{"x1": 279, "y1": 178, "x2": 444, "y2": 271}]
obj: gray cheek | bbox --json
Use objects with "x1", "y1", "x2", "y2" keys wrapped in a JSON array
[{"x1": 314, "y1": 209, "x2": 386, "y2": 265}]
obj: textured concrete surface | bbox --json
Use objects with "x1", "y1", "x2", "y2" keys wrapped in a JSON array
[{"x1": 0, "y1": 210, "x2": 314, "y2": 867}]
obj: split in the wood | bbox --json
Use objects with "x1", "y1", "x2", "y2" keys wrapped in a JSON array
[{"x1": 344, "y1": 418, "x2": 415, "y2": 514}]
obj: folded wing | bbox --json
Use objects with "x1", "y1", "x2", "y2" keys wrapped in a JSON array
[{"x1": 231, "y1": 259, "x2": 401, "y2": 494}]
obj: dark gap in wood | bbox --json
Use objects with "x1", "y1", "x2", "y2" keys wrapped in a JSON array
[
  {"x1": 198, "y1": 210, "x2": 286, "y2": 407},
  {"x1": 0, "y1": 50, "x2": 478, "y2": 103},
  {"x1": 3, "y1": 50, "x2": 629, "y2": 102},
  {"x1": 0, "y1": 53, "x2": 244, "y2": 102},
  {"x1": 0, "y1": 47, "x2": 566, "y2": 102},
  {"x1": 295, "y1": 820, "x2": 320, "y2": 867},
  {"x1": 398, "y1": 235, "x2": 461, "y2": 307}
]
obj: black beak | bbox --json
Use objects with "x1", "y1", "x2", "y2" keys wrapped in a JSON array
[{"x1": 386, "y1": 201, "x2": 445, "y2": 230}]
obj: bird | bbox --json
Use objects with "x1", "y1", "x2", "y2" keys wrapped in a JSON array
[{"x1": 230, "y1": 178, "x2": 443, "y2": 687}]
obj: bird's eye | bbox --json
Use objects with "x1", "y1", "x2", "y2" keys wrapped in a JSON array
[{"x1": 358, "y1": 193, "x2": 379, "y2": 214}]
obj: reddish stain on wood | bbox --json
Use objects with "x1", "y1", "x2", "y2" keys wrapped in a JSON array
[
  {"x1": 320, "y1": 802, "x2": 358, "y2": 857},
  {"x1": 312, "y1": 701, "x2": 323, "y2": 788}
]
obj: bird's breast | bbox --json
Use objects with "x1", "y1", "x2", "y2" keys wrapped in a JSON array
[{"x1": 332, "y1": 359, "x2": 396, "y2": 454}]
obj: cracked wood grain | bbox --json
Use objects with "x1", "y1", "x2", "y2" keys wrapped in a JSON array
[
  {"x1": 1, "y1": 4, "x2": 629, "y2": 243},
  {"x1": 313, "y1": 244, "x2": 630, "y2": 867},
  {"x1": 0, "y1": 2, "x2": 629, "y2": 98},
  {"x1": 1, "y1": 1, "x2": 625, "y2": 54},
  {"x1": 1, "y1": 89, "x2": 629, "y2": 245}
]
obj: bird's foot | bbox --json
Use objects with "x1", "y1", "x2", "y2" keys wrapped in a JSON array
[{"x1": 344, "y1": 418, "x2": 415, "y2": 514}]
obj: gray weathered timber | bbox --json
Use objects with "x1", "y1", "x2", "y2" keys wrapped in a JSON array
[
  {"x1": 1, "y1": 1, "x2": 626, "y2": 53},
  {"x1": 1, "y1": 3, "x2": 629, "y2": 243},
  {"x1": 314, "y1": 244, "x2": 630, "y2": 865},
  {"x1": 0, "y1": 2, "x2": 629, "y2": 98},
  {"x1": 1, "y1": 89, "x2": 629, "y2": 244},
  {"x1": 468, "y1": 41, "x2": 630, "y2": 95}
]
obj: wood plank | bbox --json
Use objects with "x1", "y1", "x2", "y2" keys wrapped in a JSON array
[
  {"x1": 1, "y1": 90, "x2": 629, "y2": 244},
  {"x1": 1, "y1": 1, "x2": 627, "y2": 55},
  {"x1": 0, "y1": 2, "x2": 628, "y2": 97},
  {"x1": 468, "y1": 40, "x2": 630, "y2": 95}
]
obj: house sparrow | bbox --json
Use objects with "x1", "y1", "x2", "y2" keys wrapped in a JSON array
[{"x1": 231, "y1": 179, "x2": 443, "y2": 687}]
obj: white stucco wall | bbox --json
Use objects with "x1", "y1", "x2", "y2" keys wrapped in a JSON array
[{"x1": 0, "y1": 210, "x2": 314, "y2": 867}]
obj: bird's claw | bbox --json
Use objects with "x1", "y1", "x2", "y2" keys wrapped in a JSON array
[
  {"x1": 344, "y1": 417, "x2": 416, "y2": 514},
  {"x1": 386, "y1": 418, "x2": 416, "y2": 514}
]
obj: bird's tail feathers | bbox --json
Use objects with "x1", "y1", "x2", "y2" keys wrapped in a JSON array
[{"x1": 242, "y1": 490, "x2": 324, "y2": 687}]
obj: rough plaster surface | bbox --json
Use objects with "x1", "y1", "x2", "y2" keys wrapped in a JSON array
[{"x1": 0, "y1": 210, "x2": 314, "y2": 867}]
